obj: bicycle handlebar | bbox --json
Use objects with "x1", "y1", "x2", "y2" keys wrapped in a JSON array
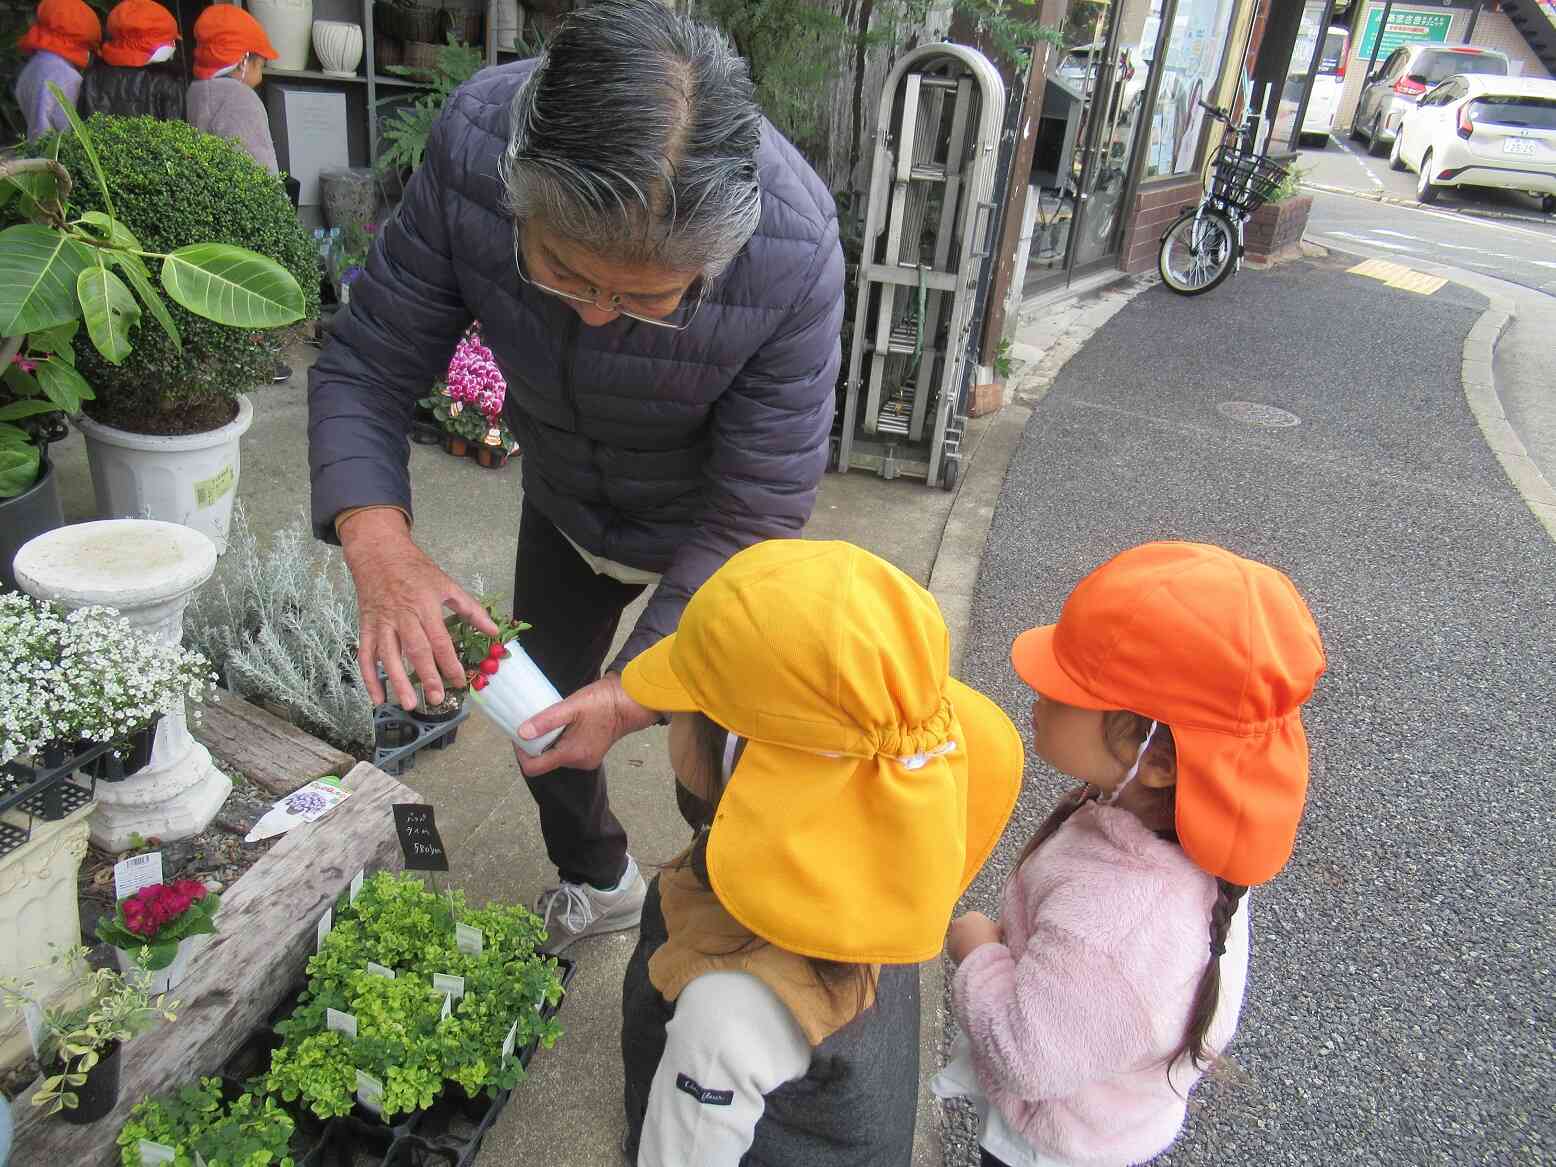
[{"x1": 1198, "y1": 100, "x2": 1231, "y2": 122}]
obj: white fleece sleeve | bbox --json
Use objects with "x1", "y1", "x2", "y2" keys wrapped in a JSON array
[{"x1": 638, "y1": 970, "x2": 811, "y2": 1167}]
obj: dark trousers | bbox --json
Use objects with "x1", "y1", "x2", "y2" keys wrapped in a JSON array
[
  {"x1": 980, "y1": 1151, "x2": 1010, "y2": 1167},
  {"x1": 512, "y1": 499, "x2": 646, "y2": 888}
]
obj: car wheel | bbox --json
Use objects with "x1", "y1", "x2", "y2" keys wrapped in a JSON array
[
  {"x1": 1349, "y1": 106, "x2": 1368, "y2": 142},
  {"x1": 1368, "y1": 116, "x2": 1388, "y2": 157},
  {"x1": 1417, "y1": 150, "x2": 1440, "y2": 204},
  {"x1": 1543, "y1": 194, "x2": 1556, "y2": 214},
  {"x1": 1388, "y1": 133, "x2": 1407, "y2": 172}
]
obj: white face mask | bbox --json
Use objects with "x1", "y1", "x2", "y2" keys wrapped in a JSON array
[
  {"x1": 148, "y1": 43, "x2": 175, "y2": 63},
  {"x1": 1101, "y1": 720, "x2": 1159, "y2": 806}
]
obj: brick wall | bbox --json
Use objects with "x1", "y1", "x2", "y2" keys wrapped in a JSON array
[
  {"x1": 1246, "y1": 194, "x2": 1312, "y2": 260},
  {"x1": 1119, "y1": 178, "x2": 1203, "y2": 273}
]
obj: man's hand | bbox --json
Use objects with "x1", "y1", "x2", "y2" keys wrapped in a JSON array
[
  {"x1": 515, "y1": 672, "x2": 659, "y2": 777},
  {"x1": 947, "y1": 911, "x2": 1003, "y2": 965},
  {"x1": 339, "y1": 508, "x2": 499, "y2": 709}
]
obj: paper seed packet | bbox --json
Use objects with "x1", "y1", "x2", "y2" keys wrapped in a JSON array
[{"x1": 245, "y1": 776, "x2": 351, "y2": 843}]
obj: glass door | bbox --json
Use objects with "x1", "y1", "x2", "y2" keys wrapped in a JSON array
[{"x1": 1026, "y1": 0, "x2": 1161, "y2": 292}]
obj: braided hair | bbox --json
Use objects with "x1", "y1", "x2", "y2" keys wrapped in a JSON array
[{"x1": 1011, "y1": 711, "x2": 1246, "y2": 1082}]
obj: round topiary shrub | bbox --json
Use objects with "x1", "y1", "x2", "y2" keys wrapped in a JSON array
[{"x1": 31, "y1": 115, "x2": 320, "y2": 433}]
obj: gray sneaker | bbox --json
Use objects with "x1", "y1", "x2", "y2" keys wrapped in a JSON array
[{"x1": 534, "y1": 855, "x2": 647, "y2": 954}]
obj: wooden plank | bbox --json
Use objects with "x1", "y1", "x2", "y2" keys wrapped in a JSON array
[
  {"x1": 192, "y1": 686, "x2": 358, "y2": 796},
  {"x1": 10, "y1": 762, "x2": 418, "y2": 1165}
]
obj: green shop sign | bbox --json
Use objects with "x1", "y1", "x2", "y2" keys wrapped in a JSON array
[{"x1": 1357, "y1": 7, "x2": 1453, "y2": 61}]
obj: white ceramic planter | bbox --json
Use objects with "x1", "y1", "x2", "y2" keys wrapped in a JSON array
[
  {"x1": 247, "y1": 0, "x2": 313, "y2": 71},
  {"x1": 469, "y1": 640, "x2": 565, "y2": 758},
  {"x1": 76, "y1": 395, "x2": 253, "y2": 555},
  {"x1": 312, "y1": 20, "x2": 363, "y2": 76}
]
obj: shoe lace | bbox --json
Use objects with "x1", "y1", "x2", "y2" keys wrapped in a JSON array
[{"x1": 536, "y1": 882, "x2": 595, "y2": 935}]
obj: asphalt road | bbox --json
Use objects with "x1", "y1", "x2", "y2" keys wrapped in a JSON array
[
  {"x1": 1304, "y1": 186, "x2": 1556, "y2": 295},
  {"x1": 947, "y1": 260, "x2": 1553, "y2": 1167},
  {"x1": 1298, "y1": 135, "x2": 1556, "y2": 231}
]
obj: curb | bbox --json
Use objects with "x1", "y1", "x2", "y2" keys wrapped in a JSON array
[{"x1": 1302, "y1": 181, "x2": 1553, "y2": 228}]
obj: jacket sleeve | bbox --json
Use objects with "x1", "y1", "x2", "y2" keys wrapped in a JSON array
[
  {"x1": 609, "y1": 218, "x2": 843, "y2": 672},
  {"x1": 307, "y1": 102, "x2": 473, "y2": 541},
  {"x1": 228, "y1": 86, "x2": 279, "y2": 175},
  {"x1": 950, "y1": 929, "x2": 1159, "y2": 1103}
]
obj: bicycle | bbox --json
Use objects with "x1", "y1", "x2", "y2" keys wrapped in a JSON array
[{"x1": 1157, "y1": 101, "x2": 1290, "y2": 295}]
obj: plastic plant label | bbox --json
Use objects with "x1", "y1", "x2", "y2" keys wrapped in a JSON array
[
  {"x1": 365, "y1": 961, "x2": 395, "y2": 979},
  {"x1": 137, "y1": 1141, "x2": 176, "y2": 1164},
  {"x1": 245, "y1": 776, "x2": 350, "y2": 843},
  {"x1": 23, "y1": 1003, "x2": 44, "y2": 1058},
  {"x1": 455, "y1": 923, "x2": 484, "y2": 955},
  {"x1": 114, "y1": 851, "x2": 163, "y2": 900},
  {"x1": 195, "y1": 1154, "x2": 208, "y2": 1167},
  {"x1": 440, "y1": 991, "x2": 452, "y2": 1021},
  {"x1": 355, "y1": 1069, "x2": 384, "y2": 1115},
  {"x1": 502, "y1": 1019, "x2": 518, "y2": 1059},
  {"x1": 317, "y1": 907, "x2": 333, "y2": 953},
  {"x1": 326, "y1": 1008, "x2": 358, "y2": 1039},
  {"x1": 349, "y1": 868, "x2": 365, "y2": 903},
  {"x1": 433, "y1": 972, "x2": 466, "y2": 999},
  {"x1": 193, "y1": 464, "x2": 235, "y2": 508}
]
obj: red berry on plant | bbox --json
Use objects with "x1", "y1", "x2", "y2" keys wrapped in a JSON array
[
  {"x1": 471, "y1": 674, "x2": 488, "y2": 691},
  {"x1": 480, "y1": 658, "x2": 499, "y2": 675},
  {"x1": 487, "y1": 643, "x2": 504, "y2": 659}
]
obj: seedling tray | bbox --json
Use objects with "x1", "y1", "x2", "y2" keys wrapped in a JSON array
[
  {"x1": 371, "y1": 700, "x2": 471, "y2": 777},
  {"x1": 221, "y1": 957, "x2": 575, "y2": 1167},
  {"x1": 0, "y1": 741, "x2": 108, "y2": 858}
]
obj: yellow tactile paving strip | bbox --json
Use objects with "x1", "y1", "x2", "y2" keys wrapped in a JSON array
[{"x1": 1348, "y1": 258, "x2": 1448, "y2": 296}]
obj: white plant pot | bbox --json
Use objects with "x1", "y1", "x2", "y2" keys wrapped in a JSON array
[
  {"x1": 247, "y1": 0, "x2": 313, "y2": 72},
  {"x1": 469, "y1": 640, "x2": 565, "y2": 757},
  {"x1": 312, "y1": 20, "x2": 363, "y2": 76},
  {"x1": 76, "y1": 395, "x2": 253, "y2": 554},
  {"x1": 112, "y1": 932, "x2": 207, "y2": 995}
]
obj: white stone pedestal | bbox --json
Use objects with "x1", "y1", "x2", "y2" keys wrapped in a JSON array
[
  {"x1": 0, "y1": 801, "x2": 94, "y2": 1070},
  {"x1": 14, "y1": 520, "x2": 231, "y2": 851}
]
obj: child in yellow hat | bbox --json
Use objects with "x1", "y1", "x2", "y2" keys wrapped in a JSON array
[{"x1": 618, "y1": 538, "x2": 1024, "y2": 1165}]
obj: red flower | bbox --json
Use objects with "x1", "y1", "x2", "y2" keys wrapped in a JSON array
[{"x1": 120, "y1": 880, "x2": 207, "y2": 937}]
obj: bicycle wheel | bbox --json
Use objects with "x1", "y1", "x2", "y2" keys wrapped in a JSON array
[{"x1": 1157, "y1": 208, "x2": 1238, "y2": 295}]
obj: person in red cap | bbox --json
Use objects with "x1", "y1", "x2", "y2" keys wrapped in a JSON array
[
  {"x1": 14, "y1": 0, "x2": 102, "y2": 140},
  {"x1": 938, "y1": 541, "x2": 1326, "y2": 1167},
  {"x1": 188, "y1": 5, "x2": 280, "y2": 176},
  {"x1": 78, "y1": 0, "x2": 185, "y2": 121}
]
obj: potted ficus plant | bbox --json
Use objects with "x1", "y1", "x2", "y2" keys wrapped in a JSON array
[
  {"x1": 0, "y1": 945, "x2": 178, "y2": 1124},
  {"x1": 10, "y1": 96, "x2": 316, "y2": 555},
  {"x1": 417, "y1": 326, "x2": 519, "y2": 467},
  {"x1": 95, "y1": 879, "x2": 221, "y2": 994}
]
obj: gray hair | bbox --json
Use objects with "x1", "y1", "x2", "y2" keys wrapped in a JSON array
[{"x1": 501, "y1": 0, "x2": 763, "y2": 278}]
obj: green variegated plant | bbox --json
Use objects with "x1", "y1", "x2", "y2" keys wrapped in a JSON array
[{"x1": 0, "y1": 84, "x2": 307, "y2": 499}]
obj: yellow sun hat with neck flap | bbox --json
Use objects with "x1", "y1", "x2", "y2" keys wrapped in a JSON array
[{"x1": 622, "y1": 539, "x2": 1023, "y2": 964}]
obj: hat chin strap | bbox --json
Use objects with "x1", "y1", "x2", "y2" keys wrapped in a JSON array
[
  {"x1": 897, "y1": 739, "x2": 957, "y2": 771},
  {"x1": 1101, "y1": 720, "x2": 1158, "y2": 806}
]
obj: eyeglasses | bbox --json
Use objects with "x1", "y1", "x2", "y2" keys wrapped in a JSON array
[{"x1": 513, "y1": 234, "x2": 704, "y2": 331}]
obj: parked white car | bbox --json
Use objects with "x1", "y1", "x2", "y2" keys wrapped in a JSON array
[
  {"x1": 1390, "y1": 75, "x2": 1556, "y2": 212},
  {"x1": 1299, "y1": 26, "x2": 1350, "y2": 145}
]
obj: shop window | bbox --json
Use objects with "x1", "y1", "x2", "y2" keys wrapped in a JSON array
[{"x1": 1143, "y1": 0, "x2": 1238, "y2": 177}]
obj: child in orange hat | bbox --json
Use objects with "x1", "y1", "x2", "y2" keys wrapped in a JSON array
[
  {"x1": 615, "y1": 538, "x2": 1024, "y2": 1165},
  {"x1": 78, "y1": 0, "x2": 185, "y2": 121},
  {"x1": 939, "y1": 541, "x2": 1326, "y2": 1167},
  {"x1": 14, "y1": 0, "x2": 102, "y2": 140},
  {"x1": 188, "y1": 5, "x2": 281, "y2": 175}
]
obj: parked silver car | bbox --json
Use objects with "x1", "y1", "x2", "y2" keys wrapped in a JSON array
[{"x1": 1352, "y1": 43, "x2": 1510, "y2": 156}]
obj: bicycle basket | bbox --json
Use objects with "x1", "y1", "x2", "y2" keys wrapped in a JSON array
[{"x1": 1209, "y1": 146, "x2": 1289, "y2": 216}]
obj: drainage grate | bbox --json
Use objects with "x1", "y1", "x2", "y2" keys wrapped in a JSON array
[{"x1": 1217, "y1": 401, "x2": 1301, "y2": 428}]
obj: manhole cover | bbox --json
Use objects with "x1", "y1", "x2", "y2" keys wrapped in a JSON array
[{"x1": 1217, "y1": 401, "x2": 1301, "y2": 428}]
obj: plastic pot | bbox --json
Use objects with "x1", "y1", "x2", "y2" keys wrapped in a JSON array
[
  {"x1": 85, "y1": 715, "x2": 161, "y2": 781},
  {"x1": 112, "y1": 932, "x2": 198, "y2": 995},
  {"x1": 444, "y1": 435, "x2": 468, "y2": 458},
  {"x1": 1, "y1": 451, "x2": 64, "y2": 593},
  {"x1": 469, "y1": 640, "x2": 564, "y2": 757},
  {"x1": 57, "y1": 1040, "x2": 122, "y2": 1125},
  {"x1": 474, "y1": 445, "x2": 512, "y2": 469}
]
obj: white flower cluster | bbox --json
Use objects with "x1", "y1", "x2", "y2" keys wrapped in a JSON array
[{"x1": 0, "y1": 592, "x2": 217, "y2": 766}]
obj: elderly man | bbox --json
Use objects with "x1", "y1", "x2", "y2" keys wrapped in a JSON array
[{"x1": 308, "y1": 0, "x2": 843, "y2": 950}]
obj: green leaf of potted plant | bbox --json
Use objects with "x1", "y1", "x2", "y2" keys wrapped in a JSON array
[
  {"x1": 95, "y1": 880, "x2": 221, "y2": 994},
  {"x1": 115, "y1": 1076, "x2": 296, "y2": 1167}
]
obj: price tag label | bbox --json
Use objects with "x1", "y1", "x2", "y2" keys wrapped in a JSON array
[
  {"x1": 326, "y1": 1008, "x2": 358, "y2": 1039},
  {"x1": 317, "y1": 906, "x2": 333, "y2": 953},
  {"x1": 115, "y1": 852, "x2": 163, "y2": 900},
  {"x1": 136, "y1": 1140, "x2": 176, "y2": 1165},
  {"x1": 502, "y1": 1019, "x2": 518, "y2": 1059},
  {"x1": 355, "y1": 1069, "x2": 384, "y2": 1115},
  {"x1": 455, "y1": 923, "x2": 484, "y2": 955},
  {"x1": 433, "y1": 972, "x2": 465, "y2": 1000},
  {"x1": 349, "y1": 868, "x2": 365, "y2": 904},
  {"x1": 392, "y1": 803, "x2": 450, "y2": 872},
  {"x1": 365, "y1": 961, "x2": 395, "y2": 979}
]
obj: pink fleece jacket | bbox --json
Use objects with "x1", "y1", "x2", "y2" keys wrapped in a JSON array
[{"x1": 951, "y1": 803, "x2": 1249, "y2": 1167}]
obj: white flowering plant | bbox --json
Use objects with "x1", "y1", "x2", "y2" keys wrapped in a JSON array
[{"x1": 0, "y1": 592, "x2": 216, "y2": 766}]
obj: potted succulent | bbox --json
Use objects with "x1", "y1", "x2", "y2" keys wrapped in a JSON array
[
  {"x1": 116, "y1": 1077, "x2": 297, "y2": 1167},
  {"x1": 0, "y1": 591, "x2": 216, "y2": 770},
  {"x1": 0, "y1": 945, "x2": 178, "y2": 1123},
  {"x1": 15, "y1": 106, "x2": 317, "y2": 554},
  {"x1": 95, "y1": 879, "x2": 221, "y2": 994},
  {"x1": 417, "y1": 327, "x2": 519, "y2": 467}
]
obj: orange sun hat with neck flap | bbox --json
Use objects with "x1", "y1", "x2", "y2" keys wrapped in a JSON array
[
  {"x1": 99, "y1": 0, "x2": 180, "y2": 67},
  {"x1": 18, "y1": 0, "x2": 103, "y2": 70},
  {"x1": 622, "y1": 539, "x2": 1024, "y2": 965},
  {"x1": 1011, "y1": 541, "x2": 1326, "y2": 887},
  {"x1": 192, "y1": 4, "x2": 277, "y2": 79}
]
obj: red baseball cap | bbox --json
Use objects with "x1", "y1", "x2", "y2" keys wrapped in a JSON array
[
  {"x1": 1012, "y1": 542, "x2": 1326, "y2": 886},
  {"x1": 192, "y1": 4, "x2": 277, "y2": 79},
  {"x1": 99, "y1": 0, "x2": 179, "y2": 68}
]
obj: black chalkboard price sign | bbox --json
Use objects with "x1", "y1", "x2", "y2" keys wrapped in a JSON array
[{"x1": 393, "y1": 803, "x2": 450, "y2": 872}]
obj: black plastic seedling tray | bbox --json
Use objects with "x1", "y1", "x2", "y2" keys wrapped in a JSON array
[{"x1": 220, "y1": 957, "x2": 575, "y2": 1167}]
